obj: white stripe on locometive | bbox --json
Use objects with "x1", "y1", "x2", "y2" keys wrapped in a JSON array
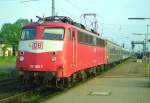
[{"x1": 19, "y1": 40, "x2": 64, "y2": 53}]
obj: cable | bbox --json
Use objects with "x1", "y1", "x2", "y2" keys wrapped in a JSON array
[
  {"x1": 65, "y1": 0, "x2": 84, "y2": 14},
  {"x1": 19, "y1": 0, "x2": 43, "y2": 15},
  {"x1": 65, "y1": 0, "x2": 101, "y2": 31},
  {"x1": 65, "y1": 0, "x2": 92, "y2": 22},
  {"x1": 20, "y1": 0, "x2": 39, "y2": 3},
  {"x1": 57, "y1": 8, "x2": 76, "y2": 19},
  {"x1": 0, "y1": 0, "x2": 18, "y2": 1},
  {"x1": 65, "y1": 0, "x2": 93, "y2": 23}
]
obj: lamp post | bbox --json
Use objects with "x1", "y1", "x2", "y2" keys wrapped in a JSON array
[{"x1": 146, "y1": 24, "x2": 149, "y2": 53}]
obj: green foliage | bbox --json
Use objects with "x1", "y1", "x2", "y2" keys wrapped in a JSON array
[
  {"x1": 0, "y1": 72, "x2": 10, "y2": 80},
  {"x1": 0, "y1": 19, "x2": 29, "y2": 56},
  {"x1": 0, "y1": 56, "x2": 16, "y2": 64}
]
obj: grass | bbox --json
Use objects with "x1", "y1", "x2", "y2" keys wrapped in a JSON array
[
  {"x1": 20, "y1": 94, "x2": 40, "y2": 103},
  {"x1": 0, "y1": 70, "x2": 19, "y2": 80},
  {"x1": 0, "y1": 56, "x2": 17, "y2": 80},
  {"x1": 0, "y1": 72, "x2": 10, "y2": 80},
  {"x1": 0, "y1": 56, "x2": 16, "y2": 65}
]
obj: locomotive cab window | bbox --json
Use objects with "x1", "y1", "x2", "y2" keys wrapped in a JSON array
[
  {"x1": 20, "y1": 28, "x2": 36, "y2": 40},
  {"x1": 68, "y1": 29, "x2": 75, "y2": 41},
  {"x1": 42, "y1": 28, "x2": 64, "y2": 40}
]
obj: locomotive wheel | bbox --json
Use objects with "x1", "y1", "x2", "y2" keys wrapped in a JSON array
[
  {"x1": 104, "y1": 64, "x2": 109, "y2": 71},
  {"x1": 92, "y1": 67, "x2": 97, "y2": 76},
  {"x1": 72, "y1": 74, "x2": 77, "y2": 84},
  {"x1": 96, "y1": 66, "x2": 101, "y2": 75},
  {"x1": 55, "y1": 78, "x2": 65, "y2": 90},
  {"x1": 80, "y1": 71, "x2": 87, "y2": 81},
  {"x1": 100, "y1": 65, "x2": 105, "y2": 72},
  {"x1": 56, "y1": 77, "x2": 72, "y2": 90},
  {"x1": 88, "y1": 68, "x2": 93, "y2": 77},
  {"x1": 64, "y1": 77, "x2": 72, "y2": 88}
]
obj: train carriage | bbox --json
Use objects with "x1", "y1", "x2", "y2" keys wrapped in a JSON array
[
  {"x1": 106, "y1": 40, "x2": 123, "y2": 64},
  {"x1": 106, "y1": 40, "x2": 131, "y2": 65},
  {"x1": 122, "y1": 48, "x2": 130, "y2": 59}
]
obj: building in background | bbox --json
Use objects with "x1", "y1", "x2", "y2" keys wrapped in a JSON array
[{"x1": 0, "y1": 38, "x2": 13, "y2": 56}]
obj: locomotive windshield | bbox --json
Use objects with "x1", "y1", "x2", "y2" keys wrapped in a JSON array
[
  {"x1": 42, "y1": 28, "x2": 64, "y2": 40},
  {"x1": 20, "y1": 28, "x2": 36, "y2": 40}
]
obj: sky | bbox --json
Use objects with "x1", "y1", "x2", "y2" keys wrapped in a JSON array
[{"x1": 0, "y1": 0, "x2": 150, "y2": 51}]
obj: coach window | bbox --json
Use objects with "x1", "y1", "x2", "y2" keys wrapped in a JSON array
[
  {"x1": 84, "y1": 33, "x2": 88, "y2": 44},
  {"x1": 96, "y1": 38, "x2": 105, "y2": 47},
  {"x1": 89, "y1": 35, "x2": 93, "y2": 45},
  {"x1": 78, "y1": 31, "x2": 85, "y2": 44},
  {"x1": 78, "y1": 32, "x2": 81, "y2": 43}
]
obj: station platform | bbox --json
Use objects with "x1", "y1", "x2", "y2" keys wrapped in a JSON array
[{"x1": 41, "y1": 60, "x2": 150, "y2": 103}]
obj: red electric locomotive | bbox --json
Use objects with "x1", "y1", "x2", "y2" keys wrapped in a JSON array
[{"x1": 16, "y1": 16, "x2": 107, "y2": 88}]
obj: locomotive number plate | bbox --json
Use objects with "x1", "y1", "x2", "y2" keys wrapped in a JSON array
[
  {"x1": 30, "y1": 65, "x2": 43, "y2": 69},
  {"x1": 32, "y1": 41, "x2": 43, "y2": 49}
]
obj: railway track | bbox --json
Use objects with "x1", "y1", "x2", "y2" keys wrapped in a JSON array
[
  {"x1": 0, "y1": 70, "x2": 104, "y2": 103},
  {"x1": 0, "y1": 85, "x2": 57, "y2": 103},
  {"x1": 0, "y1": 60, "x2": 130, "y2": 103},
  {"x1": 0, "y1": 78, "x2": 33, "y2": 101},
  {"x1": 0, "y1": 91, "x2": 31, "y2": 103},
  {"x1": 0, "y1": 78, "x2": 19, "y2": 87},
  {"x1": 0, "y1": 69, "x2": 113, "y2": 103}
]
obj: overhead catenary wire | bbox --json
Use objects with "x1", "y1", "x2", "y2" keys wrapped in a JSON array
[
  {"x1": 20, "y1": 0, "x2": 39, "y2": 3},
  {"x1": 65, "y1": 0, "x2": 93, "y2": 23},
  {"x1": 2, "y1": 0, "x2": 101, "y2": 28},
  {"x1": 20, "y1": 2, "x2": 42, "y2": 15},
  {"x1": 65, "y1": 0, "x2": 84, "y2": 13},
  {"x1": 65, "y1": 0, "x2": 103, "y2": 32},
  {"x1": 57, "y1": 8, "x2": 77, "y2": 19}
]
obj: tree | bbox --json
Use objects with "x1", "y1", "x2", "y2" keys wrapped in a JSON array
[
  {"x1": 0, "y1": 19, "x2": 29, "y2": 56},
  {"x1": 0, "y1": 23, "x2": 12, "y2": 44},
  {"x1": 11, "y1": 19, "x2": 29, "y2": 55}
]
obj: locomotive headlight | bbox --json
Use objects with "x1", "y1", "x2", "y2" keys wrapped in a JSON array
[
  {"x1": 51, "y1": 51, "x2": 56, "y2": 62},
  {"x1": 19, "y1": 56, "x2": 24, "y2": 62},
  {"x1": 52, "y1": 56, "x2": 56, "y2": 62}
]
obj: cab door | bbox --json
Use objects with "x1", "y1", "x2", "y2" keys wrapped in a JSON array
[
  {"x1": 72, "y1": 29, "x2": 77, "y2": 67},
  {"x1": 67, "y1": 28, "x2": 77, "y2": 69}
]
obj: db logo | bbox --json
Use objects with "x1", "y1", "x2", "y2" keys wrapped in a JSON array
[{"x1": 32, "y1": 41, "x2": 43, "y2": 49}]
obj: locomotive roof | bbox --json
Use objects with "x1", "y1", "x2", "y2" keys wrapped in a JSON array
[
  {"x1": 24, "y1": 21, "x2": 103, "y2": 39},
  {"x1": 24, "y1": 16, "x2": 99, "y2": 35}
]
